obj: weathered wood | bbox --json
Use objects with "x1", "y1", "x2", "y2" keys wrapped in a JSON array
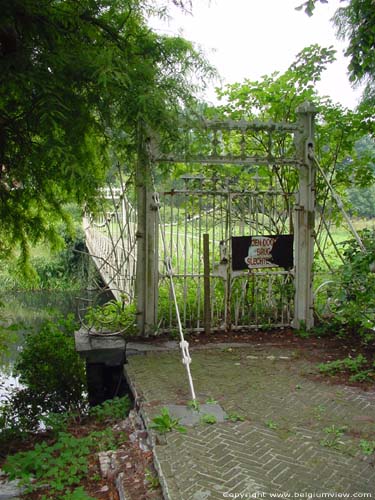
[
  {"x1": 135, "y1": 123, "x2": 159, "y2": 336},
  {"x1": 203, "y1": 233, "x2": 211, "y2": 335},
  {"x1": 293, "y1": 102, "x2": 317, "y2": 330}
]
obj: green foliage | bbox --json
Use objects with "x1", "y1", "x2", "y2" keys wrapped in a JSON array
[
  {"x1": 348, "y1": 186, "x2": 375, "y2": 219},
  {"x1": 333, "y1": 0, "x2": 375, "y2": 86},
  {"x1": 3, "y1": 429, "x2": 114, "y2": 498},
  {"x1": 0, "y1": 315, "x2": 87, "y2": 438},
  {"x1": 265, "y1": 419, "x2": 279, "y2": 430},
  {"x1": 14, "y1": 315, "x2": 86, "y2": 413},
  {"x1": 85, "y1": 300, "x2": 137, "y2": 336},
  {"x1": 187, "y1": 399, "x2": 201, "y2": 412},
  {"x1": 359, "y1": 439, "x2": 375, "y2": 456},
  {"x1": 225, "y1": 412, "x2": 245, "y2": 423},
  {"x1": 295, "y1": 321, "x2": 310, "y2": 339},
  {"x1": 0, "y1": 219, "x2": 91, "y2": 291},
  {"x1": 61, "y1": 487, "x2": 96, "y2": 500},
  {"x1": 0, "y1": 0, "x2": 214, "y2": 264},
  {"x1": 320, "y1": 424, "x2": 347, "y2": 448},
  {"x1": 40, "y1": 412, "x2": 74, "y2": 436},
  {"x1": 297, "y1": 0, "x2": 375, "y2": 108},
  {"x1": 318, "y1": 354, "x2": 367, "y2": 375},
  {"x1": 200, "y1": 413, "x2": 217, "y2": 425},
  {"x1": 321, "y1": 229, "x2": 375, "y2": 342},
  {"x1": 150, "y1": 408, "x2": 187, "y2": 434},
  {"x1": 89, "y1": 396, "x2": 131, "y2": 422},
  {"x1": 318, "y1": 355, "x2": 374, "y2": 383},
  {"x1": 212, "y1": 44, "x2": 374, "y2": 222},
  {"x1": 205, "y1": 397, "x2": 218, "y2": 405},
  {"x1": 0, "y1": 302, "x2": 18, "y2": 363},
  {"x1": 145, "y1": 468, "x2": 160, "y2": 490},
  {"x1": 295, "y1": 0, "x2": 326, "y2": 17},
  {"x1": 349, "y1": 370, "x2": 374, "y2": 383},
  {"x1": 158, "y1": 279, "x2": 204, "y2": 331}
]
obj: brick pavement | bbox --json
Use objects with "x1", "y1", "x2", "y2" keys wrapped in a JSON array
[{"x1": 125, "y1": 345, "x2": 375, "y2": 500}]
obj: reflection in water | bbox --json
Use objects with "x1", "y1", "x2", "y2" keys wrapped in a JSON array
[{"x1": 0, "y1": 289, "x2": 111, "y2": 400}]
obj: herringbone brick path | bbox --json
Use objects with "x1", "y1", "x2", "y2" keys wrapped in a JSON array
[{"x1": 126, "y1": 346, "x2": 375, "y2": 500}]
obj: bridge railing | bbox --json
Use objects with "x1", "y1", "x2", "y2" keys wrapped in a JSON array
[
  {"x1": 84, "y1": 103, "x2": 318, "y2": 336},
  {"x1": 83, "y1": 190, "x2": 137, "y2": 303}
]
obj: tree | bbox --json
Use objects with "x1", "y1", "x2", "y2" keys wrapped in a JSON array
[
  {"x1": 206, "y1": 45, "x2": 374, "y2": 222},
  {"x1": 296, "y1": 0, "x2": 375, "y2": 107},
  {"x1": 0, "y1": 0, "x2": 213, "y2": 264},
  {"x1": 333, "y1": 0, "x2": 375, "y2": 107}
]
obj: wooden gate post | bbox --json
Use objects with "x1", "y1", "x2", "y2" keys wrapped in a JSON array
[
  {"x1": 135, "y1": 123, "x2": 159, "y2": 336},
  {"x1": 293, "y1": 102, "x2": 318, "y2": 330}
]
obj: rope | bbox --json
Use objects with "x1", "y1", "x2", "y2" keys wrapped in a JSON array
[
  {"x1": 153, "y1": 191, "x2": 197, "y2": 402},
  {"x1": 308, "y1": 145, "x2": 366, "y2": 253}
]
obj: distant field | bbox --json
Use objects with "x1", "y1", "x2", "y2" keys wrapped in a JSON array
[{"x1": 315, "y1": 217, "x2": 375, "y2": 272}]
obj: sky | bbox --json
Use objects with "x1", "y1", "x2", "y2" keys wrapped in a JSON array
[{"x1": 151, "y1": 0, "x2": 363, "y2": 109}]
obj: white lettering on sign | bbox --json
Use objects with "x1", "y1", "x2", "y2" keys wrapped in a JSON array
[{"x1": 244, "y1": 236, "x2": 276, "y2": 269}]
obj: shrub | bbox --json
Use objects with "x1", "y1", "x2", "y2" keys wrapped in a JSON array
[
  {"x1": 319, "y1": 229, "x2": 375, "y2": 342},
  {"x1": 14, "y1": 315, "x2": 85, "y2": 411},
  {"x1": 2, "y1": 315, "x2": 87, "y2": 434},
  {"x1": 89, "y1": 396, "x2": 131, "y2": 422}
]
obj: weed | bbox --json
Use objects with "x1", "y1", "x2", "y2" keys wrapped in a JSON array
[
  {"x1": 320, "y1": 425, "x2": 347, "y2": 448},
  {"x1": 3, "y1": 429, "x2": 116, "y2": 498},
  {"x1": 313, "y1": 404, "x2": 326, "y2": 421},
  {"x1": 145, "y1": 468, "x2": 160, "y2": 490},
  {"x1": 206, "y1": 397, "x2": 218, "y2": 405},
  {"x1": 89, "y1": 428, "x2": 117, "y2": 452},
  {"x1": 60, "y1": 486, "x2": 96, "y2": 499},
  {"x1": 89, "y1": 396, "x2": 131, "y2": 422},
  {"x1": 295, "y1": 321, "x2": 309, "y2": 339},
  {"x1": 225, "y1": 412, "x2": 245, "y2": 422},
  {"x1": 201, "y1": 414, "x2": 217, "y2": 425},
  {"x1": 187, "y1": 400, "x2": 200, "y2": 412},
  {"x1": 318, "y1": 355, "x2": 374, "y2": 383},
  {"x1": 150, "y1": 408, "x2": 187, "y2": 434},
  {"x1": 41, "y1": 412, "x2": 74, "y2": 436},
  {"x1": 349, "y1": 370, "x2": 374, "y2": 382},
  {"x1": 265, "y1": 419, "x2": 278, "y2": 430},
  {"x1": 168, "y1": 329, "x2": 180, "y2": 340},
  {"x1": 323, "y1": 424, "x2": 347, "y2": 435},
  {"x1": 359, "y1": 439, "x2": 375, "y2": 456}
]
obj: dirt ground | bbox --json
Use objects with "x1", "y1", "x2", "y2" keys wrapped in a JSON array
[{"x1": 140, "y1": 327, "x2": 375, "y2": 389}]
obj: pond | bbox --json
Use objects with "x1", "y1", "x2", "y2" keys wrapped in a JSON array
[{"x1": 0, "y1": 288, "x2": 111, "y2": 401}]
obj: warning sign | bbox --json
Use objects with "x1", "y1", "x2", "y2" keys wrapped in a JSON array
[{"x1": 231, "y1": 235, "x2": 293, "y2": 271}]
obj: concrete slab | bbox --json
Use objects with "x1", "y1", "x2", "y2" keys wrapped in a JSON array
[
  {"x1": 126, "y1": 341, "x2": 178, "y2": 355},
  {"x1": 166, "y1": 404, "x2": 227, "y2": 426},
  {"x1": 75, "y1": 328, "x2": 126, "y2": 365}
]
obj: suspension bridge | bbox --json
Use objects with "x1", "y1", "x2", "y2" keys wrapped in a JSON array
[{"x1": 83, "y1": 102, "x2": 363, "y2": 338}]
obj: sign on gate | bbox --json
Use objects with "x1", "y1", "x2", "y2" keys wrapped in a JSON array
[{"x1": 231, "y1": 235, "x2": 294, "y2": 271}]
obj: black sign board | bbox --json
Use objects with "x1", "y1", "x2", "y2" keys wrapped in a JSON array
[{"x1": 231, "y1": 235, "x2": 294, "y2": 271}]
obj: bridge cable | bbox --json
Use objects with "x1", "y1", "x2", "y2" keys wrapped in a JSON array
[{"x1": 152, "y1": 190, "x2": 197, "y2": 402}]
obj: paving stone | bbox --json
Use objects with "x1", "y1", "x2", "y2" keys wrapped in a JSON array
[{"x1": 125, "y1": 345, "x2": 375, "y2": 500}]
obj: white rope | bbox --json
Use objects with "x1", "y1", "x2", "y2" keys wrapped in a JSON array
[
  {"x1": 153, "y1": 191, "x2": 197, "y2": 402},
  {"x1": 308, "y1": 145, "x2": 366, "y2": 253}
]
